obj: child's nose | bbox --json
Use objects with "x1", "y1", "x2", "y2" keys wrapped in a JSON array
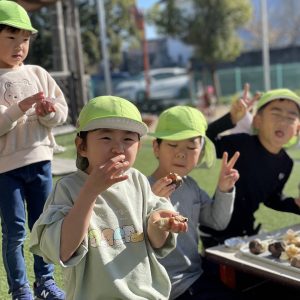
[
  {"x1": 112, "y1": 142, "x2": 124, "y2": 153},
  {"x1": 176, "y1": 152, "x2": 185, "y2": 159}
]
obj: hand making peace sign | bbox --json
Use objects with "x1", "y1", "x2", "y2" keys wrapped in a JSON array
[
  {"x1": 230, "y1": 83, "x2": 261, "y2": 125},
  {"x1": 217, "y1": 151, "x2": 240, "y2": 193}
]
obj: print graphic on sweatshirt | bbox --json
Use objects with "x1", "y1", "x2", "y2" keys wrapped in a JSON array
[
  {"x1": 4, "y1": 79, "x2": 38, "y2": 116},
  {"x1": 88, "y1": 225, "x2": 144, "y2": 248}
]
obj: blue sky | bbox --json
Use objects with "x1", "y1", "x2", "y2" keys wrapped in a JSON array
[
  {"x1": 137, "y1": 0, "x2": 158, "y2": 9},
  {"x1": 137, "y1": 0, "x2": 159, "y2": 39}
]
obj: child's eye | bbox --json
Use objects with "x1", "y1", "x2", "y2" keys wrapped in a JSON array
[
  {"x1": 187, "y1": 147, "x2": 197, "y2": 150},
  {"x1": 167, "y1": 143, "x2": 177, "y2": 148},
  {"x1": 287, "y1": 117, "x2": 297, "y2": 123},
  {"x1": 271, "y1": 112, "x2": 280, "y2": 117}
]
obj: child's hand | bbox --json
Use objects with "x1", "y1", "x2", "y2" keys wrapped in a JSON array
[
  {"x1": 83, "y1": 154, "x2": 129, "y2": 197},
  {"x1": 18, "y1": 92, "x2": 45, "y2": 113},
  {"x1": 35, "y1": 97, "x2": 56, "y2": 116},
  {"x1": 230, "y1": 83, "x2": 260, "y2": 124},
  {"x1": 218, "y1": 151, "x2": 240, "y2": 193},
  {"x1": 295, "y1": 197, "x2": 300, "y2": 208},
  {"x1": 151, "y1": 176, "x2": 176, "y2": 198},
  {"x1": 149, "y1": 210, "x2": 188, "y2": 233}
]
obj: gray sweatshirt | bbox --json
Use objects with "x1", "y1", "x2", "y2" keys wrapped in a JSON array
[{"x1": 148, "y1": 175, "x2": 235, "y2": 299}]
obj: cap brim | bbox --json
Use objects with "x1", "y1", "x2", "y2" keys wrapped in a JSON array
[
  {"x1": 257, "y1": 95, "x2": 300, "y2": 111},
  {"x1": 79, "y1": 117, "x2": 148, "y2": 136},
  {"x1": 0, "y1": 21, "x2": 38, "y2": 33},
  {"x1": 148, "y1": 130, "x2": 202, "y2": 141}
]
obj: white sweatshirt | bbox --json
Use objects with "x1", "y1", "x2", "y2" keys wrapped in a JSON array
[{"x1": 0, "y1": 64, "x2": 68, "y2": 173}]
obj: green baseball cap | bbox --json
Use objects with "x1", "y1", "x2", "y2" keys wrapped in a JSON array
[
  {"x1": 149, "y1": 106, "x2": 216, "y2": 168},
  {"x1": 0, "y1": 1, "x2": 38, "y2": 33},
  {"x1": 256, "y1": 88, "x2": 300, "y2": 111},
  {"x1": 76, "y1": 95, "x2": 148, "y2": 136}
]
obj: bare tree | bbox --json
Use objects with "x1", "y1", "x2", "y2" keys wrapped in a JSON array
[{"x1": 246, "y1": 0, "x2": 300, "y2": 49}]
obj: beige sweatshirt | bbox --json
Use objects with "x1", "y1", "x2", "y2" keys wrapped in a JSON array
[{"x1": 0, "y1": 64, "x2": 68, "y2": 173}]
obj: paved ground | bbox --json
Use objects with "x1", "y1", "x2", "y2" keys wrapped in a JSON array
[
  {"x1": 52, "y1": 125, "x2": 76, "y2": 176},
  {"x1": 52, "y1": 157, "x2": 77, "y2": 176}
]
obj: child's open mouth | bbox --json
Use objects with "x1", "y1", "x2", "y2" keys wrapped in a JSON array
[{"x1": 275, "y1": 130, "x2": 284, "y2": 138}]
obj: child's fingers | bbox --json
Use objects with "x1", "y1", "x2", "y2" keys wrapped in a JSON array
[
  {"x1": 156, "y1": 185, "x2": 176, "y2": 198},
  {"x1": 111, "y1": 160, "x2": 130, "y2": 178},
  {"x1": 294, "y1": 198, "x2": 300, "y2": 208},
  {"x1": 225, "y1": 169, "x2": 240, "y2": 182},
  {"x1": 220, "y1": 171, "x2": 240, "y2": 192},
  {"x1": 245, "y1": 91, "x2": 260, "y2": 108},
  {"x1": 150, "y1": 211, "x2": 179, "y2": 228},
  {"x1": 35, "y1": 103, "x2": 48, "y2": 116},
  {"x1": 93, "y1": 160, "x2": 129, "y2": 187},
  {"x1": 99, "y1": 155, "x2": 127, "y2": 175},
  {"x1": 248, "y1": 92, "x2": 261, "y2": 107},
  {"x1": 32, "y1": 91, "x2": 45, "y2": 101},
  {"x1": 43, "y1": 101, "x2": 56, "y2": 113},
  {"x1": 170, "y1": 220, "x2": 188, "y2": 233},
  {"x1": 221, "y1": 152, "x2": 229, "y2": 171},
  {"x1": 153, "y1": 177, "x2": 172, "y2": 188},
  {"x1": 238, "y1": 99, "x2": 248, "y2": 111},
  {"x1": 226, "y1": 151, "x2": 240, "y2": 170},
  {"x1": 242, "y1": 83, "x2": 250, "y2": 101},
  {"x1": 106, "y1": 155, "x2": 126, "y2": 168},
  {"x1": 152, "y1": 176, "x2": 178, "y2": 197}
]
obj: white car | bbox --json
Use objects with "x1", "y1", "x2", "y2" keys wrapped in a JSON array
[{"x1": 114, "y1": 67, "x2": 191, "y2": 104}]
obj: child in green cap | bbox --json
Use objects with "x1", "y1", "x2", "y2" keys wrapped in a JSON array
[
  {"x1": 200, "y1": 88, "x2": 300, "y2": 249},
  {"x1": 30, "y1": 96, "x2": 187, "y2": 300},
  {"x1": 148, "y1": 105, "x2": 240, "y2": 300},
  {"x1": 0, "y1": 1, "x2": 68, "y2": 299}
]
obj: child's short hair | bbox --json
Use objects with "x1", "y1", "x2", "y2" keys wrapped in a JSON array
[
  {"x1": 75, "y1": 96, "x2": 148, "y2": 170},
  {"x1": 149, "y1": 106, "x2": 216, "y2": 168},
  {"x1": 256, "y1": 88, "x2": 300, "y2": 113},
  {"x1": 0, "y1": 1, "x2": 37, "y2": 33}
]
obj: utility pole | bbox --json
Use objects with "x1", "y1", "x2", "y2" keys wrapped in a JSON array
[
  {"x1": 261, "y1": 0, "x2": 271, "y2": 91},
  {"x1": 96, "y1": 0, "x2": 112, "y2": 95},
  {"x1": 51, "y1": 1, "x2": 68, "y2": 72},
  {"x1": 140, "y1": 11, "x2": 150, "y2": 100},
  {"x1": 131, "y1": 5, "x2": 150, "y2": 100}
]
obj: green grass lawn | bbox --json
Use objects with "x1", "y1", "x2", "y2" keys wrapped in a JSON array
[{"x1": 1, "y1": 133, "x2": 300, "y2": 298}]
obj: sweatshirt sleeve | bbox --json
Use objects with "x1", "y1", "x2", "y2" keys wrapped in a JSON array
[
  {"x1": 30, "y1": 179, "x2": 88, "y2": 266},
  {"x1": 140, "y1": 173, "x2": 177, "y2": 258},
  {"x1": 207, "y1": 113, "x2": 235, "y2": 140},
  {"x1": 37, "y1": 68, "x2": 68, "y2": 128},
  {"x1": 265, "y1": 194, "x2": 300, "y2": 213},
  {"x1": 263, "y1": 164, "x2": 300, "y2": 214},
  {"x1": 199, "y1": 187, "x2": 235, "y2": 230},
  {"x1": 0, "y1": 103, "x2": 24, "y2": 136}
]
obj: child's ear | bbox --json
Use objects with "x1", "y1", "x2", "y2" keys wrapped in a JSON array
[
  {"x1": 296, "y1": 123, "x2": 300, "y2": 136},
  {"x1": 198, "y1": 147, "x2": 205, "y2": 164},
  {"x1": 75, "y1": 136, "x2": 87, "y2": 156},
  {"x1": 252, "y1": 114, "x2": 261, "y2": 130},
  {"x1": 137, "y1": 140, "x2": 141, "y2": 150},
  {"x1": 152, "y1": 139, "x2": 159, "y2": 159}
]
